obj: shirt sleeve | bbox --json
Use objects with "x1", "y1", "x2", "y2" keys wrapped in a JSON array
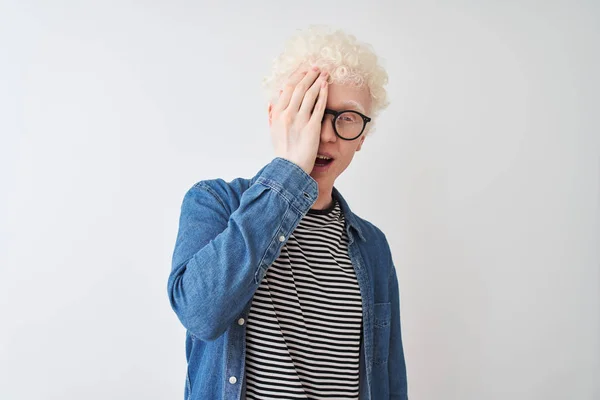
[
  {"x1": 388, "y1": 251, "x2": 409, "y2": 399},
  {"x1": 167, "y1": 157, "x2": 318, "y2": 341}
]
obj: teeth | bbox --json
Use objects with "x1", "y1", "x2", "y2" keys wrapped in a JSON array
[{"x1": 317, "y1": 155, "x2": 332, "y2": 160}]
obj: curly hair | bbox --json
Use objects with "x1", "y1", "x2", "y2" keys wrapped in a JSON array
[{"x1": 262, "y1": 25, "x2": 390, "y2": 135}]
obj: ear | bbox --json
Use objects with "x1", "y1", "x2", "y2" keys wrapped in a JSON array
[
  {"x1": 267, "y1": 103, "x2": 273, "y2": 127},
  {"x1": 356, "y1": 136, "x2": 366, "y2": 152}
]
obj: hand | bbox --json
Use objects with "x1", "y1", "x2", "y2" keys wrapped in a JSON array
[{"x1": 270, "y1": 66, "x2": 329, "y2": 175}]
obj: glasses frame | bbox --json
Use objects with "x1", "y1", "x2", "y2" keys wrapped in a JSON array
[{"x1": 322, "y1": 108, "x2": 372, "y2": 141}]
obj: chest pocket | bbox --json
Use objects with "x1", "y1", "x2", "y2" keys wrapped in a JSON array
[{"x1": 373, "y1": 302, "x2": 391, "y2": 365}]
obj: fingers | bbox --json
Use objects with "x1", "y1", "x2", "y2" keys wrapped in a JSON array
[
  {"x1": 286, "y1": 66, "x2": 322, "y2": 112},
  {"x1": 308, "y1": 78, "x2": 329, "y2": 127},
  {"x1": 275, "y1": 68, "x2": 308, "y2": 112},
  {"x1": 299, "y1": 71, "x2": 328, "y2": 116}
]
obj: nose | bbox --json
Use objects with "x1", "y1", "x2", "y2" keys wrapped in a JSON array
[{"x1": 320, "y1": 114, "x2": 337, "y2": 143}]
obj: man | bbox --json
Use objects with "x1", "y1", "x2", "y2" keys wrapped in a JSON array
[{"x1": 168, "y1": 25, "x2": 408, "y2": 399}]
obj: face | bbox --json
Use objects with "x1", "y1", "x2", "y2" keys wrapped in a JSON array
[{"x1": 309, "y1": 82, "x2": 371, "y2": 189}]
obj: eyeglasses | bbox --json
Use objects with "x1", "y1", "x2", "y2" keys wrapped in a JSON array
[{"x1": 321, "y1": 108, "x2": 372, "y2": 141}]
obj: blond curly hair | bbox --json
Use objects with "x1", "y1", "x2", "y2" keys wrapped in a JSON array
[{"x1": 262, "y1": 25, "x2": 390, "y2": 136}]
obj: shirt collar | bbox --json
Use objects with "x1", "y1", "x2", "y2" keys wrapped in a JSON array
[
  {"x1": 332, "y1": 186, "x2": 366, "y2": 243},
  {"x1": 250, "y1": 163, "x2": 366, "y2": 243}
]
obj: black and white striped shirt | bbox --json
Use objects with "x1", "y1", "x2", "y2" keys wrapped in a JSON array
[{"x1": 244, "y1": 197, "x2": 363, "y2": 400}]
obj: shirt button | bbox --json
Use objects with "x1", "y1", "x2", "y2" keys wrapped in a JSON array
[
  {"x1": 279, "y1": 235, "x2": 285, "y2": 242},
  {"x1": 237, "y1": 318, "x2": 245, "y2": 325},
  {"x1": 229, "y1": 376, "x2": 237, "y2": 384}
]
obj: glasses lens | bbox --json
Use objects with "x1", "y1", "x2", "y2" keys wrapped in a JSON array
[{"x1": 335, "y1": 111, "x2": 364, "y2": 139}]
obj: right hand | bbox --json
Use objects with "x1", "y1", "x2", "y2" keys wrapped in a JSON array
[{"x1": 270, "y1": 66, "x2": 329, "y2": 175}]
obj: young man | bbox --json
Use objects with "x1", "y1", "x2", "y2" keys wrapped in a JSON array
[{"x1": 168, "y1": 25, "x2": 408, "y2": 400}]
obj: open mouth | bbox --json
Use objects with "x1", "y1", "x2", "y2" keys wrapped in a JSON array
[{"x1": 314, "y1": 156, "x2": 334, "y2": 167}]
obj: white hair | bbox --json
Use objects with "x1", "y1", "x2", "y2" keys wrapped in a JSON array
[{"x1": 262, "y1": 25, "x2": 390, "y2": 136}]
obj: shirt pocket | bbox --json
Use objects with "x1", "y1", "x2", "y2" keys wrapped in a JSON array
[{"x1": 373, "y1": 302, "x2": 391, "y2": 365}]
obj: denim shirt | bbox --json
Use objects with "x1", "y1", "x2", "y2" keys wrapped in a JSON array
[{"x1": 167, "y1": 157, "x2": 408, "y2": 400}]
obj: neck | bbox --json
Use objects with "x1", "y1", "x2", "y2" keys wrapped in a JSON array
[{"x1": 311, "y1": 186, "x2": 334, "y2": 210}]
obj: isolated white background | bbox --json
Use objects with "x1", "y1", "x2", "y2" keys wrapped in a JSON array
[{"x1": 1, "y1": 1, "x2": 598, "y2": 399}]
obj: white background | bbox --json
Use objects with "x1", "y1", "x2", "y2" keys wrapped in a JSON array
[{"x1": 1, "y1": 1, "x2": 599, "y2": 399}]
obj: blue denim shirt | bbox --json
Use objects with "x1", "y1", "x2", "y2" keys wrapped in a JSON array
[{"x1": 167, "y1": 157, "x2": 408, "y2": 399}]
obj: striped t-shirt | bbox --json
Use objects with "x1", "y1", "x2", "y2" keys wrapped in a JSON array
[{"x1": 244, "y1": 196, "x2": 363, "y2": 400}]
